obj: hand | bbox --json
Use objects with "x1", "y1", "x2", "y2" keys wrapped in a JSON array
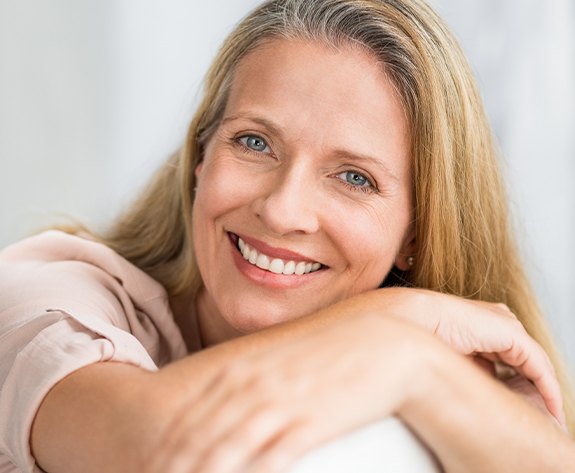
[
  {"x1": 502, "y1": 373, "x2": 568, "y2": 432},
  {"x1": 141, "y1": 288, "x2": 565, "y2": 473},
  {"x1": 145, "y1": 314, "x2": 438, "y2": 473},
  {"x1": 380, "y1": 288, "x2": 565, "y2": 427}
]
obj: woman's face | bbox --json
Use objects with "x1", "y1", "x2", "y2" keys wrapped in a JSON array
[{"x1": 193, "y1": 39, "x2": 414, "y2": 341}]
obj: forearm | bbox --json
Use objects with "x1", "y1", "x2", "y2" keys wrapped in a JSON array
[
  {"x1": 30, "y1": 288, "x2": 570, "y2": 472},
  {"x1": 30, "y1": 291, "x2": 395, "y2": 472},
  {"x1": 399, "y1": 347, "x2": 575, "y2": 472},
  {"x1": 31, "y1": 362, "x2": 158, "y2": 473}
]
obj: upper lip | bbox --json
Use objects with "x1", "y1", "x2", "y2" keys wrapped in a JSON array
[{"x1": 232, "y1": 232, "x2": 322, "y2": 264}]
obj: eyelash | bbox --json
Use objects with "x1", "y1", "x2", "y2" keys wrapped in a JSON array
[
  {"x1": 231, "y1": 133, "x2": 379, "y2": 195},
  {"x1": 234, "y1": 134, "x2": 274, "y2": 157},
  {"x1": 334, "y1": 170, "x2": 379, "y2": 194}
]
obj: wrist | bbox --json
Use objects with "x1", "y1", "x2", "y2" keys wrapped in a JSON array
[
  {"x1": 371, "y1": 287, "x2": 437, "y2": 330},
  {"x1": 396, "y1": 330, "x2": 455, "y2": 419},
  {"x1": 396, "y1": 344, "x2": 495, "y2": 471}
]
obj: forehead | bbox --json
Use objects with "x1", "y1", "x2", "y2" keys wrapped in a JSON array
[{"x1": 223, "y1": 38, "x2": 411, "y2": 177}]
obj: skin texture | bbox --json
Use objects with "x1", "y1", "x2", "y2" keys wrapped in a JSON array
[
  {"x1": 32, "y1": 289, "x2": 573, "y2": 473},
  {"x1": 192, "y1": 39, "x2": 415, "y2": 345},
  {"x1": 30, "y1": 39, "x2": 574, "y2": 473}
]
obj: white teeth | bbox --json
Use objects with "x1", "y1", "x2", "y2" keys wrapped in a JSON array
[
  {"x1": 283, "y1": 260, "x2": 295, "y2": 275},
  {"x1": 236, "y1": 237, "x2": 322, "y2": 276},
  {"x1": 269, "y1": 258, "x2": 284, "y2": 274},
  {"x1": 256, "y1": 253, "x2": 270, "y2": 270},
  {"x1": 294, "y1": 261, "x2": 306, "y2": 275}
]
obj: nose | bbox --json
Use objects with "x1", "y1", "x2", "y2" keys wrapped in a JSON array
[{"x1": 251, "y1": 163, "x2": 320, "y2": 236}]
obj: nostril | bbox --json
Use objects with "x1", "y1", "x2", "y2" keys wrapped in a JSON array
[{"x1": 256, "y1": 198, "x2": 320, "y2": 236}]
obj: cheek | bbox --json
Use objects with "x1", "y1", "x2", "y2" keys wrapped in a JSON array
[
  {"x1": 331, "y1": 201, "x2": 410, "y2": 278},
  {"x1": 195, "y1": 158, "x2": 256, "y2": 219}
]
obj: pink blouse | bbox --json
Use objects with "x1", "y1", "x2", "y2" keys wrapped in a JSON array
[{"x1": 0, "y1": 231, "x2": 190, "y2": 472}]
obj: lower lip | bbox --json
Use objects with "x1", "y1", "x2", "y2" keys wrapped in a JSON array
[{"x1": 228, "y1": 235, "x2": 326, "y2": 289}]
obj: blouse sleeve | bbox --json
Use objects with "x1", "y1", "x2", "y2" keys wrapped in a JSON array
[{"x1": 0, "y1": 233, "x2": 186, "y2": 473}]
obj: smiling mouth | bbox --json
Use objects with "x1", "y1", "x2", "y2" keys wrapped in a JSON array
[{"x1": 232, "y1": 235, "x2": 324, "y2": 276}]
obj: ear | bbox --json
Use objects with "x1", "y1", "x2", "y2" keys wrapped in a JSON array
[{"x1": 394, "y1": 224, "x2": 417, "y2": 271}]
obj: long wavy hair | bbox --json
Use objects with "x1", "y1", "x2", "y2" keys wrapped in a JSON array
[{"x1": 78, "y1": 0, "x2": 573, "y2": 430}]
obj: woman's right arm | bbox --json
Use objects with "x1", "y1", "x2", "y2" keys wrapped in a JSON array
[
  {"x1": 32, "y1": 309, "x2": 433, "y2": 473},
  {"x1": 32, "y1": 297, "x2": 388, "y2": 473}
]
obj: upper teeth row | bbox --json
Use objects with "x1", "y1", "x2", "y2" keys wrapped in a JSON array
[{"x1": 238, "y1": 237, "x2": 322, "y2": 275}]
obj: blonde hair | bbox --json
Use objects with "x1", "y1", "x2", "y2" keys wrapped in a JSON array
[{"x1": 86, "y1": 0, "x2": 573, "y2": 429}]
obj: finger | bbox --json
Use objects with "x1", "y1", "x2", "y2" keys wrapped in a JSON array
[
  {"x1": 497, "y1": 337, "x2": 565, "y2": 425},
  {"x1": 147, "y1": 363, "x2": 260, "y2": 473},
  {"x1": 184, "y1": 376, "x2": 275, "y2": 471},
  {"x1": 247, "y1": 421, "x2": 321, "y2": 473},
  {"x1": 470, "y1": 300, "x2": 517, "y2": 320},
  {"x1": 470, "y1": 355, "x2": 496, "y2": 376},
  {"x1": 145, "y1": 405, "x2": 207, "y2": 473},
  {"x1": 463, "y1": 314, "x2": 565, "y2": 426},
  {"x1": 428, "y1": 295, "x2": 565, "y2": 425},
  {"x1": 494, "y1": 302, "x2": 515, "y2": 317},
  {"x1": 197, "y1": 406, "x2": 293, "y2": 473},
  {"x1": 177, "y1": 354, "x2": 304, "y2": 472}
]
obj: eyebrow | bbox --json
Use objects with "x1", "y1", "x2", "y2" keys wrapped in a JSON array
[
  {"x1": 330, "y1": 150, "x2": 400, "y2": 184},
  {"x1": 221, "y1": 113, "x2": 401, "y2": 184},
  {"x1": 222, "y1": 114, "x2": 284, "y2": 138}
]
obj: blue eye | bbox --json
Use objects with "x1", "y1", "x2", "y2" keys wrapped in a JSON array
[
  {"x1": 336, "y1": 171, "x2": 374, "y2": 191},
  {"x1": 238, "y1": 135, "x2": 270, "y2": 153}
]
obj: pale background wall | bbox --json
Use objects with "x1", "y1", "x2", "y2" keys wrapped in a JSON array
[
  {"x1": 1, "y1": 0, "x2": 573, "y2": 374},
  {"x1": 431, "y1": 0, "x2": 575, "y2": 375}
]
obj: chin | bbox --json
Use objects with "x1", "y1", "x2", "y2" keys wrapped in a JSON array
[
  {"x1": 224, "y1": 312, "x2": 289, "y2": 334},
  {"x1": 221, "y1": 301, "x2": 306, "y2": 334}
]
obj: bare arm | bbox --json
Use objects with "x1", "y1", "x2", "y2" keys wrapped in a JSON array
[
  {"x1": 400, "y1": 345, "x2": 575, "y2": 473},
  {"x1": 30, "y1": 289, "x2": 574, "y2": 473},
  {"x1": 32, "y1": 291, "x2": 392, "y2": 472}
]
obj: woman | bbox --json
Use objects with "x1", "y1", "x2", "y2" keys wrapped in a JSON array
[{"x1": 0, "y1": 0, "x2": 573, "y2": 472}]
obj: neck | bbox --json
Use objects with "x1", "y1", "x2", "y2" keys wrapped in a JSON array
[
  {"x1": 169, "y1": 288, "x2": 203, "y2": 353},
  {"x1": 195, "y1": 287, "x2": 243, "y2": 348}
]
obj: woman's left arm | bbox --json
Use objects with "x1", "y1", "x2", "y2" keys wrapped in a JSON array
[
  {"x1": 398, "y1": 341, "x2": 575, "y2": 473},
  {"x1": 373, "y1": 287, "x2": 566, "y2": 427}
]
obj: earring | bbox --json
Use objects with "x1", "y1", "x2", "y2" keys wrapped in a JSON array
[{"x1": 407, "y1": 256, "x2": 414, "y2": 268}]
